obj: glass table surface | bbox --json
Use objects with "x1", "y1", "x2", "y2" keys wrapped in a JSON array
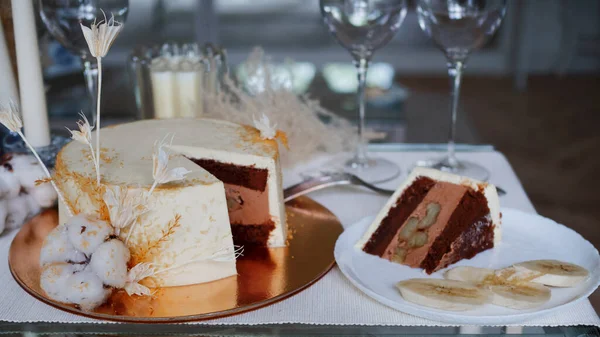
[{"x1": 0, "y1": 323, "x2": 599, "y2": 336}]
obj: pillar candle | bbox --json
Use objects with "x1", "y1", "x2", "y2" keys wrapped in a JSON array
[
  {"x1": 151, "y1": 58, "x2": 177, "y2": 119},
  {"x1": 151, "y1": 70, "x2": 177, "y2": 119},
  {"x1": 175, "y1": 61, "x2": 202, "y2": 118},
  {"x1": 0, "y1": 17, "x2": 19, "y2": 104},
  {"x1": 11, "y1": 0, "x2": 51, "y2": 147}
]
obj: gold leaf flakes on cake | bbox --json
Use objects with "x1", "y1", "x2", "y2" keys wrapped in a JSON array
[
  {"x1": 52, "y1": 157, "x2": 82, "y2": 215},
  {"x1": 130, "y1": 214, "x2": 182, "y2": 265},
  {"x1": 100, "y1": 153, "x2": 114, "y2": 164},
  {"x1": 54, "y1": 156, "x2": 109, "y2": 219},
  {"x1": 275, "y1": 130, "x2": 289, "y2": 150},
  {"x1": 238, "y1": 125, "x2": 278, "y2": 157},
  {"x1": 80, "y1": 148, "x2": 95, "y2": 162},
  {"x1": 285, "y1": 217, "x2": 296, "y2": 245}
]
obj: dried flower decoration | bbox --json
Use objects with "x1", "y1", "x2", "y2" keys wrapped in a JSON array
[
  {"x1": 0, "y1": 101, "x2": 73, "y2": 217},
  {"x1": 67, "y1": 112, "x2": 93, "y2": 145},
  {"x1": 211, "y1": 245, "x2": 245, "y2": 262},
  {"x1": 124, "y1": 262, "x2": 155, "y2": 296},
  {"x1": 253, "y1": 113, "x2": 277, "y2": 140},
  {"x1": 80, "y1": 10, "x2": 124, "y2": 185},
  {"x1": 149, "y1": 134, "x2": 191, "y2": 194},
  {"x1": 0, "y1": 100, "x2": 22, "y2": 132},
  {"x1": 124, "y1": 246, "x2": 244, "y2": 297},
  {"x1": 252, "y1": 113, "x2": 290, "y2": 149},
  {"x1": 66, "y1": 112, "x2": 100, "y2": 183},
  {"x1": 201, "y1": 47, "x2": 356, "y2": 167},
  {"x1": 104, "y1": 185, "x2": 148, "y2": 236},
  {"x1": 80, "y1": 11, "x2": 124, "y2": 58}
]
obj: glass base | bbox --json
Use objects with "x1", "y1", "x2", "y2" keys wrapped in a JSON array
[
  {"x1": 2, "y1": 133, "x2": 70, "y2": 169},
  {"x1": 414, "y1": 156, "x2": 490, "y2": 181},
  {"x1": 344, "y1": 155, "x2": 401, "y2": 184}
]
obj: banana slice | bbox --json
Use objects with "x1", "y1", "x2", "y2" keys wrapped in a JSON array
[
  {"x1": 396, "y1": 278, "x2": 490, "y2": 311},
  {"x1": 444, "y1": 266, "x2": 495, "y2": 284},
  {"x1": 488, "y1": 282, "x2": 551, "y2": 310},
  {"x1": 511, "y1": 260, "x2": 589, "y2": 287}
]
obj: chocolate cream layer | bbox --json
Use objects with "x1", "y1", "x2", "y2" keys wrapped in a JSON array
[
  {"x1": 362, "y1": 177, "x2": 436, "y2": 256},
  {"x1": 190, "y1": 158, "x2": 275, "y2": 246},
  {"x1": 422, "y1": 188, "x2": 492, "y2": 273},
  {"x1": 382, "y1": 181, "x2": 469, "y2": 268}
]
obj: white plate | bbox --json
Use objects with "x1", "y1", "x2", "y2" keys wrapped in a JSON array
[{"x1": 335, "y1": 208, "x2": 600, "y2": 325}]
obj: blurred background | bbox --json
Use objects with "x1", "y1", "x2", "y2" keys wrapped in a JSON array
[{"x1": 1, "y1": 0, "x2": 599, "y2": 309}]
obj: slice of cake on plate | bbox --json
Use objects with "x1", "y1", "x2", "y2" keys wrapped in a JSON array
[
  {"x1": 54, "y1": 118, "x2": 287, "y2": 287},
  {"x1": 355, "y1": 167, "x2": 501, "y2": 274}
]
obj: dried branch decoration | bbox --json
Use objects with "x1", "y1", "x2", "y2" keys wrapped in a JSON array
[
  {"x1": 149, "y1": 134, "x2": 191, "y2": 194},
  {"x1": 202, "y1": 47, "x2": 356, "y2": 167},
  {"x1": 124, "y1": 262, "x2": 155, "y2": 296},
  {"x1": 80, "y1": 10, "x2": 124, "y2": 185},
  {"x1": 0, "y1": 101, "x2": 73, "y2": 217},
  {"x1": 103, "y1": 185, "x2": 147, "y2": 236},
  {"x1": 0, "y1": 100, "x2": 22, "y2": 132},
  {"x1": 129, "y1": 214, "x2": 181, "y2": 259},
  {"x1": 125, "y1": 246, "x2": 244, "y2": 297},
  {"x1": 66, "y1": 112, "x2": 100, "y2": 183}
]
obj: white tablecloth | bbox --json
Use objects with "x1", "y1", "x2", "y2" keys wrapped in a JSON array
[{"x1": 1, "y1": 151, "x2": 598, "y2": 326}]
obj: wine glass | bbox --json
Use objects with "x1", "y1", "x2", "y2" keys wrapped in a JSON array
[
  {"x1": 415, "y1": 0, "x2": 507, "y2": 181},
  {"x1": 39, "y1": 0, "x2": 129, "y2": 120},
  {"x1": 320, "y1": 0, "x2": 407, "y2": 183}
]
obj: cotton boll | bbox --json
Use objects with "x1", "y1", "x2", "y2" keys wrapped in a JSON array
[
  {"x1": 40, "y1": 262, "x2": 79, "y2": 303},
  {"x1": 89, "y1": 239, "x2": 130, "y2": 288},
  {"x1": 10, "y1": 155, "x2": 43, "y2": 190},
  {"x1": 5, "y1": 195, "x2": 30, "y2": 230},
  {"x1": 0, "y1": 166, "x2": 21, "y2": 199},
  {"x1": 30, "y1": 182, "x2": 57, "y2": 208},
  {"x1": 40, "y1": 226, "x2": 87, "y2": 267},
  {"x1": 0, "y1": 199, "x2": 8, "y2": 234},
  {"x1": 65, "y1": 214, "x2": 113, "y2": 255},
  {"x1": 65, "y1": 267, "x2": 111, "y2": 311},
  {"x1": 25, "y1": 194, "x2": 41, "y2": 219}
]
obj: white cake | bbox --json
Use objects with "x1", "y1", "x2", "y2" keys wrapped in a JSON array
[{"x1": 55, "y1": 118, "x2": 287, "y2": 287}]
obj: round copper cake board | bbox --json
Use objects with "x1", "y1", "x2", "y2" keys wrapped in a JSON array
[{"x1": 8, "y1": 196, "x2": 343, "y2": 323}]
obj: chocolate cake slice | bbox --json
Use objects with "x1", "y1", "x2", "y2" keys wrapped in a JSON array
[
  {"x1": 355, "y1": 167, "x2": 501, "y2": 274},
  {"x1": 188, "y1": 158, "x2": 276, "y2": 246}
]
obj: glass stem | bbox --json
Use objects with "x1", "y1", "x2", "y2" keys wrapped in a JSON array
[
  {"x1": 446, "y1": 60, "x2": 464, "y2": 168},
  {"x1": 353, "y1": 57, "x2": 369, "y2": 166},
  {"x1": 82, "y1": 57, "x2": 98, "y2": 123}
]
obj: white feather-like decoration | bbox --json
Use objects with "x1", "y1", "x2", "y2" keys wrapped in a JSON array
[{"x1": 80, "y1": 12, "x2": 124, "y2": 58}]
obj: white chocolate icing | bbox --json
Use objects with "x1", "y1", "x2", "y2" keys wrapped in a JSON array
[{"x1": 55, "y1": 118, "x2": 287, "y2": 287}]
